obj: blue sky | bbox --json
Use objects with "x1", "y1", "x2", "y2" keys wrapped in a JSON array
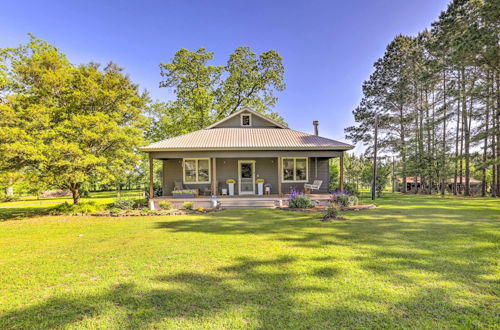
[{"x1": 0, "y1": 0, "x2": 449, "y2": 144}]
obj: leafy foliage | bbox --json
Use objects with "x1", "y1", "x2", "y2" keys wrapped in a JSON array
[
  {"x1": 159, "y1": 201, "x2": 173, "y2": 210},
  {"x1": 288, "y1": 190, "x2": 315, "y2": 208},
  {"x1": 0, "y1": 35, "x2": 149, "y2": 204},
  {"x1": 181, "y1": 201, "x2": 194, "y2": 210},
  {"x1": 147, "y1": 46, "x2": 286, "y2": 141}
]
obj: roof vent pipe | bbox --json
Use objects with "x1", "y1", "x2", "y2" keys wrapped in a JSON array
[{"x1": 313, "y1": 120, "x2": 319, "y2": 136}]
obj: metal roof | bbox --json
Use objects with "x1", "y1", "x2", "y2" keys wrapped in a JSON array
[{"x1": 140, "y1": 127, "x2": 354, "y2": 152}]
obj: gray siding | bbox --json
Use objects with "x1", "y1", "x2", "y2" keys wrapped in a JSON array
[
  {"x1": 162, "y1": 156, "x2": 330, "y2": 196},
  {"x1": 215, "y1": 111, "x2": 279, "y2": 128},
  {"x1": 281, "y1": 157, "x2": 330, "y2": 194}
]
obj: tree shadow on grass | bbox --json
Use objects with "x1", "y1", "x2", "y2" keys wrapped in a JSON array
[
  {"x1": 2, "y1": 254, "x2": 495, "y2": 328},
  {"x1": 0, "y1": 205, "x2": 54, "y2": 221},
  {"x1": 0, "y1": 256, "x2": 330, "y2": 329},
  {"x1": 156, "y1": 208, "x2": 499, "y2": 293}
]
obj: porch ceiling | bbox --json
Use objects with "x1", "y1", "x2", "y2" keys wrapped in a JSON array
[{"x1": 150, "y1": 150, "x2": 343, "y2": 159}]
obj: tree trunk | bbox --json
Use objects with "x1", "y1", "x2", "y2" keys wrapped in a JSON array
[
  {"x1": 441, "y1": 69, "x2": 447, "y2": 196},
  {"x1": 69, "y1": 183, "x2": 81, "y2": 204},
  {"x1": 399, "y1": 104, "x2": 407, "y2": 193},
  {"x1": 482, "y1": 72, "x2": 490, "y2": 197},
  {"x1": 453, "y1": 87, "x2": 461, "y2": 195},
  {"x1": 464, "y1": 80, "x2": 474, "y2": 196},
  {"x1": 5, "y1": 178, "x2": 14, "y2": 197},
  {"x1": 496, "y1": 72, "x2": 500, "y2": 197}
]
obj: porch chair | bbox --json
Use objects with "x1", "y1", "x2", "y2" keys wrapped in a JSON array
[{"x1": 304, "y1": 180, "x2": 323, "y2": 194}]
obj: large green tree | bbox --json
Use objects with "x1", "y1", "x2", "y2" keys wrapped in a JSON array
[
  {"x1": 150, "y1": 46, "x2": 285, "y2": 140},
  {"x1": 0, "y1": 36, "x2": 149, "y2": 203}
]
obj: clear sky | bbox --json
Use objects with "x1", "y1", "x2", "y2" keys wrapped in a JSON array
[{"x1": 0, "y1": 0, "x2": 449, "y2": 144}]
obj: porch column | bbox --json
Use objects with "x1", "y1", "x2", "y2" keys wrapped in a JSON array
[
  {"x1": 211, "y1": 157, "x2": 217, "y2": 195},
  {"x1": 277, "y1": 157, "x2": 282, "y2": 196},
  {"x1": 148, "y1": 153, "x2": 154, "y2": 199},
  {"x1": 339, "y1": 151, "x2": 344, "y2": 191}
]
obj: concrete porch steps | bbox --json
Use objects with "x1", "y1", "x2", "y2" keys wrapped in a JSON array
[{"x1": 219, "y1": 199, "x2": 276, "y2": 209}]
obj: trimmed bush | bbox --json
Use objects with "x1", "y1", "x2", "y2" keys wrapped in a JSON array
[
  {"x1": 159, "y1": 201, "x2": 173, "y2": 210},
  {"x1": 289, "y1": 195, "x2": 315, "y2": 209},
  {"x1": 322, "y1": 204, "x2": 341, "y2": 221},
  {"x1": 330, "y1": 191, "x2": 358, "y2": 207},
  {"x1": 132, "y1": 198, "x2": 148, "y2": 209},
  {"x1": 181, "y1": 201, "x2": 194, "y2": 210},
  {"x1": 52, "y1": 201, "x2": 104, "y2": 215},
  {"x1": 110, "y1": 198, "x2": 135, "y2": 210}
]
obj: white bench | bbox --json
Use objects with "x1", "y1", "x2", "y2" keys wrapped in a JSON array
[{"x1": 304, "y1": 180, "x2": 323, "y2": 193}]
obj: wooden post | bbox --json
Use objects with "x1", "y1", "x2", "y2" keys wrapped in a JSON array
[
  {"x1": 277, "y1": 157, "x2": 282, "y2": 196},
  {"x1": 149, "y1": 154, "x2": 154, "y2": 199},
  {"x1": 372, "y1": 114, "x2": 379, "y2": 200},
  {"x1": 211, "y1": 158, "x2": 217, "y2": 195},
  {"x1": 339, "y1": 152, "x2": 344, "y2": 191}
]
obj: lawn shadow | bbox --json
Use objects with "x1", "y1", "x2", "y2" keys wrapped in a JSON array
[
  {"x1": 0, "y1": 205, "x2": 55, "y2": 221},
  {"x1": 2, "y1": 254, "x2": 494, "y2": 328}
]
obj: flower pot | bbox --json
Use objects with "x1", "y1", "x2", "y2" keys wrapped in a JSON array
[
  {"x1": 228, "y1": 182, "x2": 234, "y2": 196},
  {"x1": 258, "y1": 182, "x2": 264, "y2": 195}
]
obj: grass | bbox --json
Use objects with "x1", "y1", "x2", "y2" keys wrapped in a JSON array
[
  {"x1": 0, "y1": 189, "x2": 143, "y2": 207},
  {"x1": 0, "y1": 193, "x2": 498, "y2": 328}
]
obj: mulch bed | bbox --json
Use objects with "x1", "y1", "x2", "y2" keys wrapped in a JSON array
[{"x1": 279, "y1": 204, "x2": 376, "y2": 212}]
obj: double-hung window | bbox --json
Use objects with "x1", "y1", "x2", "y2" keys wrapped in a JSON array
[
  {"x1": 183, "y1": 158, "x2": 211, "y2": 184},
  {"x1": 282, "y1": 157, "x2": 308, "y2": 182}
]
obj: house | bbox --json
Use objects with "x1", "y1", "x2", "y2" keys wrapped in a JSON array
[{"x1": 140, "y1": 108, "x2": 354, "y2": 208}]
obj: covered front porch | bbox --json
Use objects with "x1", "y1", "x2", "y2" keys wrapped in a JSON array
[
  {"x1": 147, "y1": 150, "x2": 345, "y2": 201},
  {"x1": 149, "y1": 151, "x2": 344, "y2": 207}
]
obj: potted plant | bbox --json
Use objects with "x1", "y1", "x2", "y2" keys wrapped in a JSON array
[
  {"x1": 226, "y1": 179, "x2": 235, "y2": 196},
  {"x1": 172, "y1": 189, "x2": 197, "y2": 198},
  {"x1": 256, "y1": 178, "x2": 265, "y2": 195}
]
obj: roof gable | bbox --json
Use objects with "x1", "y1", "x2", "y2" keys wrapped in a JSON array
[{"x1": 205, "y1": 108, "x2": 287, "y2": 129}]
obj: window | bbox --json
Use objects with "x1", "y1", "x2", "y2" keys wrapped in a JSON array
[
  {"x1": 282, "y1": 157, "x2": 308, "y2": 182},
  {"x1": 183, "y1": 158, "x2": 211, "y2": 184},
  {"x1": 241, "y1": 114, "x2": 252, "y2": 126}
]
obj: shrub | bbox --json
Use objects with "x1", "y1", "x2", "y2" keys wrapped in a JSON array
[
  {"x1": 110, "y1": 198, "x2": 135, "y2": 210},
  {"x1": 322, "y1": 204, "x2": 341, "y2": 221},
  {"x1": 159, "y1": 201, "x2": 173, "y2": 210},
  {"x1": 1, "y1": 196, "x2": 19, "y2": 203},
  {"x1": 348, "y1": 195, "x2": 359, "y2": 206},
  {"x1": 109, "y1": 207, "x2": 122, "y2": 214},
  {"x1": 330, "y1": 190, "x2": 358, "y2": 207},
  {"x1": 52, "y1": 201, "x2": 103, "y2": 214},
  {"x1": 133, "y1": 198, "x2": 148, "y2": 209},
  {"x1": 343, "y1": 182, "x2": 359, "y2": 196},
  {"x1": 288, "y1": 190, "x2": 314, "y2": 208},
  {"x1": 141, "y1": 207, "x2": 150, "y2": 213},
  {"x1": 181, "y1": 201, "x2": 194, "y2": 210},
  {"x1": 196, "y1": 207, "x2": 204, "y2": 212}
]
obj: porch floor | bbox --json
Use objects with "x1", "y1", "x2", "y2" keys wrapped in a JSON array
[{"x1": 150, "y1": 194, "x2": 331, "y2": 209}]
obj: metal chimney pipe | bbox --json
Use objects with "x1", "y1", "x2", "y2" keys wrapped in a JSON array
[{"x1": 313, "y1": 120, "x2": 319, "y2": 136}]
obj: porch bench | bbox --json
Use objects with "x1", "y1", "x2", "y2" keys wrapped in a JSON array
[{"x1": 304, "y1": 180, "x2": 323, "y2": 194}]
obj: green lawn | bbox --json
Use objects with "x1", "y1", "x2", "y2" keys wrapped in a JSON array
[
  {"x1": 0, "y1": 189, "x2": 143, "y2": 207},
  {"x1": 0, "y1": 194, "x2": 498, "y2": 329}
]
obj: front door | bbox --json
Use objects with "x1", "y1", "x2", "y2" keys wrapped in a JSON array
[{"x1": 238, "y1": 160, "x2": 255, "y2": 195}]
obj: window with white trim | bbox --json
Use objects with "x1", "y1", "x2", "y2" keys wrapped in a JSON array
[
  {"x1": 241, "y1": 114, "x2": 252, "y2": 126},
  {"x1": 282, "y1": 157, "x2": 308, "y2": 182},
  {"x1": 183, "y1": 158, "x2": 211, "y2": 184}
]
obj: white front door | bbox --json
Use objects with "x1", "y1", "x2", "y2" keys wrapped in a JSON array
[{"x1": 238, "y1": 160, "x2": 255, "y2": 195}]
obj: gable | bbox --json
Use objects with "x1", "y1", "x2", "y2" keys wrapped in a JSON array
[
  {"x1": 213, "y1": 111, "x2": 277, "y2": 128},
  {"x1": 206, "y1": 108, "x2": 287, "y2": 129}
]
